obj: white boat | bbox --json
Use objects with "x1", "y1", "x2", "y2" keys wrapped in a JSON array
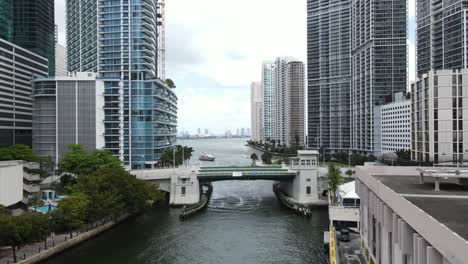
[{"x1": 199, "y1": 153, "x2": 216, "y2": 161}]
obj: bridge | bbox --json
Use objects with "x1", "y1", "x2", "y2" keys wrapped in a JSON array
[
  {"x1": 132, "y1": 150, "x2": 327, "y2": 207},
  {"x1": 197, "y1": 166, "x2": 296, "y2": 182}
]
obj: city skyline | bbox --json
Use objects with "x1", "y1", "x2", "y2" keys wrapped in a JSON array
[{"x1": 55, "y1": 0, "x2": 417, "y2": 134}]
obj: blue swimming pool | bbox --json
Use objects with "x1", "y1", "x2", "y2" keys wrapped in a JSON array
[{"x1": 35, "y1": 205, "x2": 57, "y2": 213}]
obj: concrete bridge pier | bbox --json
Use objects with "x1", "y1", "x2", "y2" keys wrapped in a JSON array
[
  {"x1": 278, "y1": 150, "x2": 326, "y2": 206},
  {"x1": 169, "y1": 168, "x2": 200, "y2": 206}
]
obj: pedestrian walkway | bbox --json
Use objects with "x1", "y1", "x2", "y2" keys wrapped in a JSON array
[{"x1": 0, "y1": 219, "x2": 109, "y2": 264}]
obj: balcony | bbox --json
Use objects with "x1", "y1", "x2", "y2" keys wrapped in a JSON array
[{"x1": 23, "y1": 184, "x2": 40, "y2": 194}]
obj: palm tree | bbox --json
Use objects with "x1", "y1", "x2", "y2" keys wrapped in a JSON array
[
  {"x1": 250, "y1": 153, "x2": 258, "y2": 166},
  {"x1": 327, "y1": 164, "x2": 343, "y2": 204},
  {"x1": 183, "y1": 146, "x2": 194, "y2": 165}
]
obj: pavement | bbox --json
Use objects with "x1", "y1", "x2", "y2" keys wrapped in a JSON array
[{"x1": 335, "y1": 231, "x2": 365, "y2": 264}]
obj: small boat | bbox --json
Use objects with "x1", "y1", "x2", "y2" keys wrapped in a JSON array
[{"x1": 199, "y1": 153, "x2": 216, "y2": 161}]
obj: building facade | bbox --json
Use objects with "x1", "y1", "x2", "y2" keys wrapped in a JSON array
[
  {"x1": 411, "y1": 70, "x2": 468, "y2": 164},
  {"x1": 307, "y1": 0, "x2": 352, "y2": 152},
  {"x1": 261, "y1": 61, "x2": 274, "y2": 141},
  {"x1": 66, "y1": 0, "x2": 177, "y2": 169},
  {"x1": 379, "y1": 92, "x2": 411, "y2": 155},
  {"x1": 351, "y1": 0, "x2": 408, "y2": 154},
  {"x1": 250, "y1": 82, "x2": 262, "y2": 142},
  {"x1": 55, "y1": 43, "x2": 67, "y2": 76},
  {"x1": 416, "y1": 0, "x2": 468, "y2": 77},
  {"x1": 0, "y1": 0, "x2": 55, "y2": 77},
  {"x1": 0, "y1": 38, "x2": 49, "y2": 147},
  {"x1": 32, "y1": 73, "x2": 105, "y2": 162},
  {"x1": 356, "y1": 166, "x2": 468, "y2": 264}
]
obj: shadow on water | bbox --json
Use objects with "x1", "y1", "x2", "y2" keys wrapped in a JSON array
[{"x1": 42, "y1": 139, "x2": 329, "y2": 264}]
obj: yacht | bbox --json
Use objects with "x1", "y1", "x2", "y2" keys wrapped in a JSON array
[{"x1": 199, "y1": 153, "x2": 216, "y2": 161}]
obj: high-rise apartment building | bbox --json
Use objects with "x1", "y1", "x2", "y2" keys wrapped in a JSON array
[
  {"x1": 417, "y1": 0, "x2": 468, "y2": 77},
  {"x1": 0, "y1": 38, "x2": 48, "y2": 147},
  {"x1": 307, "y1": 0, "x2": 352, "y2": 152},
  {"x1": 262, "y1": 57, "x2": 305, "y2": 147},
  {"x1": 351, "y1": 0, "x2": 407, "y2": 154},
  {"x1": 411, "y1": 70, "x2": 468, "y2": 164},
  {"x1": 261, "y1": 61, "x2": 274, "y2": 142},
  {"x1": 250, "y1": 82, "x2": 262, "y2": 142},
  {"x1": 66, "y1": 0, "x2": 177, "y2": 169}
]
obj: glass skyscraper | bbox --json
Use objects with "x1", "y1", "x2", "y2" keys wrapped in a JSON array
[
  {"x1": 66, "y1": 0, "x2": 177, "y2": 169},
  {"x1": 0, "y1": 0, "x2": 13, "y2": 42},
  {"x1": 351, "y1": 0, "x2": 407, "y2": 153},
  {"x1": 12, "y1": 0, "x2": 55, "y2": 76},
  {"x1": 306, "y1": 0, "x2": 352, "y2": 153},
  {"x1": 417, "y1": 0, "x2": 468, "y2": 76}
]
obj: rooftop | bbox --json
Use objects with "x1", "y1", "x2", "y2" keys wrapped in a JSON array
[
  {"x1": 358, "y1": 166, "x2": 468, "y2": 243},
  {"x1": 373, "y1": 174, "x2": 468, "y2": 241}
]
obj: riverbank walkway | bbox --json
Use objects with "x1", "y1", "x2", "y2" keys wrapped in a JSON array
[{"x1": 0, "y1": 218, "x2": 114, "y2": 264}]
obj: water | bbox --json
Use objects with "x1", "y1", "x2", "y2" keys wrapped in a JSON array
[{"x1": 42, "y1": 138, "x2": 329, "y2": 264}]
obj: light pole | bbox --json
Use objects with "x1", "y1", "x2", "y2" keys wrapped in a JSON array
[{"x1": 348, "y1": 151, "x2": 351, "y2": 167}]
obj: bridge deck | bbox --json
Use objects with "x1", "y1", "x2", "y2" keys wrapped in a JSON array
[{"x1": 197, "y1": 166, "x2": 295, "y2": 181}]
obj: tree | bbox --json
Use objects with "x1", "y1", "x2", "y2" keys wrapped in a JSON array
[
  {"x1": 165, "y1": 78, "x2": 176, "y2": 88},
  {"x1": 327, "y1": 164, "x2": 343, "y2": 204},
  {"x1": 53, "y1": 193, "x2": 89, "y2": 238},
  {"x1": 57, "y1": 145, "x2": 122, "y2": 176},
  {"x1": 271, "y1": 139, "x2": 276, "y2": 149},
  {"x1": 261, "y1": 151, "x2": 272, "y2": 165},
  {"x1": 250, "y1": 153, "x2": 258, "y2": 165},
  {"x1": 29, "y1": 193, "x2": 44, "y2": 211},
  {"x1": 395, "y1": 149, "x2": 411, "y2": 161},
  {"x1": 0, "y1": 214, "x2": 20, "y2": 262},
  {"x1": 28, "y1": 213, "x2": 51, "y2": 250},
  {"x1": 39, "y1": 156, "x2": 55, "y2": 179},
  {"x1": 183, "y1": 146, "x2": 194, "y2": 163},
  {"x1": 345, "y1": 169, "x2": 354, "y2": 177},
  {"x1": 0, "y1": 144, "x2": 39, "y2": 162}
]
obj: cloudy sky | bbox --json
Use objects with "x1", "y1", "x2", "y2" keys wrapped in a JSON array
[{"x1": 55, "y1": 0, "x2": 416, "y2": 135}]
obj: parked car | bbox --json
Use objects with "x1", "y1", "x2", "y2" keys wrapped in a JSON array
[{"x1": 339, "y1": 229, "x2": 350, "y2": 242}]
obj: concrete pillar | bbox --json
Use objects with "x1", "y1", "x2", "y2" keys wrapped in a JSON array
[
  {"x1": 427, "y1": 246, "x2": 443, "y2": 264},
  {"x1": 417, "y1": 237, "x2": 428, "y2": 264},
  {"x1": 400, "y1": 221, "x2": 414, "y2": 255}
]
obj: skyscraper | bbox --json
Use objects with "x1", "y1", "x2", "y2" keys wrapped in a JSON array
[
  {"x1": 417, "y1": 0, "x2": 468, "y2": 76},
  {"x1": 351, "y1": 0, "x2": 407, "y2": 153},
  {"x1": 0, "y1": 38, "x2": 48, "y2": 147},
  {"x1": 250, "y1": 82, "x2": 262, "y2": 142},
  {"x1": 261, "y1": 61, "x2": 275, "y2": 141},
  {"x1": 262, "y1": 57, "x2": 305, "y2": 147},
  {"x1": 0, "y1": 0, "x2": 13, "y2": 42},
  {"x1": 66, "y1": 0, "x2": 177, "y2": 169},
  {"x1": 0, "y1": 1, "x2": 54, "y2": 146},
  {"x1": 307, "y1": 0, "x2": 352, "y2": 152},
  {"x1": 12, "y1": 0, "x2": 55, "y2": 76}
]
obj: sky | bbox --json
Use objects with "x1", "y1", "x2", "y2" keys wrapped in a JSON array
[{"x1": 55, "y1": 0, "x2": 416, "y2": 135}]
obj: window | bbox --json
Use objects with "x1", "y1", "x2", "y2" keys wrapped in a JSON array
[
  {"x1": 181, "y1": 187, "x2": 186, "y2": 195},
  {"x1": 306, "y1": 186, "x2": 311, "y2": 195},
  {"x1": 306, "y1": 178, "x2": 311, "y2": 182},
  {"x1": 301, "y1": 160, "x2": 305, "y2": 166},
  {"x1": 306, "y1": 160, "x2": 311, "y2": 166}
]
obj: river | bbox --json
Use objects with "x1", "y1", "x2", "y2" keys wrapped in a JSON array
[{"x1": 43, "y1": 138, "x2": 329, "y2": 264}]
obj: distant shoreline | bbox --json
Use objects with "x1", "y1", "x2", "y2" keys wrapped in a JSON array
[{"x1": 178, "y1": 137, "x2": 251, "y2": 140}]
